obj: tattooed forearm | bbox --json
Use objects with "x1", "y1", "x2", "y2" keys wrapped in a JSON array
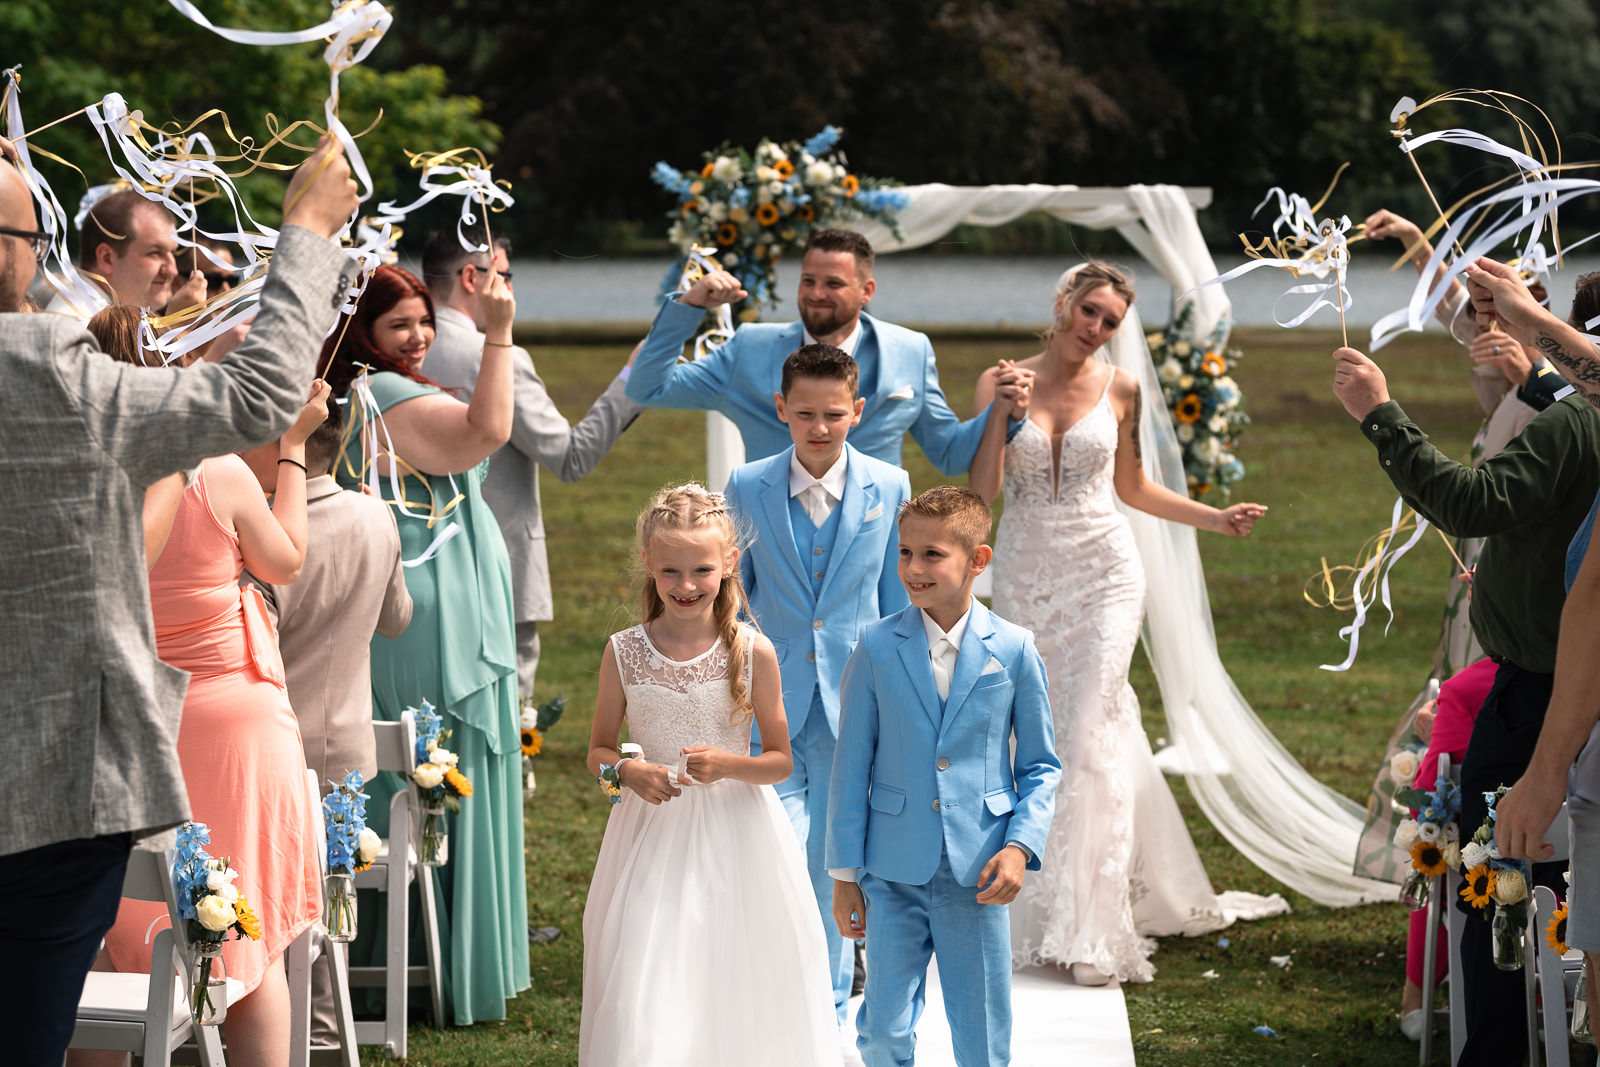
[
  {"x1": 1130, "y1": 383, "x2": 1144, "y2": 461},
  {"x1": 1535, "y1": 332, "x2": 1600, "y2": 410}
]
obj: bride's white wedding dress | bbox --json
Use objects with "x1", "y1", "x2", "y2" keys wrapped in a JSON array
[
  {"x1": 580, "y1": 625, "x2": 839, "y2": 1065},
  {"x1": 994, "y1": 372, "x2": 1287, "y2": 983}
]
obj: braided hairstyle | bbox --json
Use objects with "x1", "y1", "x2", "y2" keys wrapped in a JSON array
[{"x1": 635, "y1": 483, "x2": 756, "y2": 724}]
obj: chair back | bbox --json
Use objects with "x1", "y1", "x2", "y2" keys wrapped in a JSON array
[
  {"x1": 373, "y1": 712, "x2": 419, "y2": 774},
  {"x1": 308, "y1": 768, "x2": 330, "y2": 880}
]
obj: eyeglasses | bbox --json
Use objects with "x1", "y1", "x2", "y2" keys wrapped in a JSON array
[
  {"x1": 463, "y1": 262, "x2": 513, "y2": 282},
  {"x1": 202, "y1": 270, "x2": 244, "y2": 292},
  {"x1": 0, "y1": 226, "x2": 51, "y2": 263}
]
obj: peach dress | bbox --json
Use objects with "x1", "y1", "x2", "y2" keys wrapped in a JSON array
[{"x1": 105, "y1": 456, "x2": 319, "y2": 993}]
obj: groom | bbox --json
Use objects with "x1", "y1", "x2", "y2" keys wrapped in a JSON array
[{"x1": 626, "y1": 229, "x2": 1006, "y2": 474}]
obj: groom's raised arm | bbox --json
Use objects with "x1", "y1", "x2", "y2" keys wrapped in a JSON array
[
  {"x1": 624, "y1": 297, "x2": 735, "y2": 412},
  {"x1": 907, "y1": 335, "x2": 1006, "y2": 477}
]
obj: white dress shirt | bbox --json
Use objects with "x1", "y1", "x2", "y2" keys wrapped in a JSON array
[
  {"x1": 788, "y1": 448, "x2": 848, "y2": 527},
  {"x1": 921, "y1": 607, "x2": 969, "y2": 701},
  {"x1": 803, "y1": 318, "x2": 863, "y2": 358}
]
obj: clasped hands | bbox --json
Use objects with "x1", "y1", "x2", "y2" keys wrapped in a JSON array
[
  {"x1": 619, "y1": 746, "x2": 734, "y2": 805},
  {"x1": 992, "y1": 359, "x2": 1035, "y2": 418}
]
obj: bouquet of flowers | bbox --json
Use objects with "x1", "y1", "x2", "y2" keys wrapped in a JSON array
[
  {"x1": 410, "y1": 702, "x2": 473, "y2": 866},
  {"x1": 322, "y1": 770, "x2": 379, "y2": 942},
  {"x1": 1147, "y1": 303, "x2": 1250, "y2": 501},
  {"x1": 173, "y1": 822, "x2": 261, "y2": 1025},
  {"x1": 1459, "y1": 785, "x2": 1531, "y2": 970},
  {"x1": 1392, "y1": 769, "x2": 1461, "y2": 909},
  {"x1": 520, "y1": 694, "x2": 565, "y2": 799},
  {"x1": 651, "y1": 125, "x2": 908, "y2": 315}
]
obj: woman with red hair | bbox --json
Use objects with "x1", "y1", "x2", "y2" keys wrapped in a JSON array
[{"x1": 321, "y1": 263, "x2": 529, "y2": 1024}]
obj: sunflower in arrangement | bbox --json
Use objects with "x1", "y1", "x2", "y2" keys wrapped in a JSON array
[
  {"x1": 520, "y1": 695, "x2": 565, "y2": 798},
  {"x1": 1459, "y1": 863, "x2": 1498, "y2": 910},
  {"x1": 1548, "y1": 901, "x2": 1570, "y2": 955}
]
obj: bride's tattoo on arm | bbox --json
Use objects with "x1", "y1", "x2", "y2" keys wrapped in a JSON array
[
  {"x1": 1130, "y1": 384, "x2": 1144, "y2": 461},
  {"x1": 1535, "y1": 333, "x2": 1600, "y2": 409}
]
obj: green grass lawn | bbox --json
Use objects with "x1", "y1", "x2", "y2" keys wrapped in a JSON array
[{"x1": 374, "y1": 326, "x2": 1504, "y2": 1066}]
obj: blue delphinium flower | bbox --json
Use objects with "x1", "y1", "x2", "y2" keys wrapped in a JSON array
[
  {"x1": 324, "y1": 770, "x2": 370, "y2": 875},
  {"x1": 650, "y1": 162, "x2": 691, "y2": 198},
  {"x1": 803, "y1": 126, "x2": 842, "y2": 157},
  {"x1": 414, "y1": 701, "x2": 442, "y2": 765}
]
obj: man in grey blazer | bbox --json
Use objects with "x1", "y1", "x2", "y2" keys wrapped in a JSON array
[
  {"x1": 421, "y1": 223, "x2": 642, "y2": 696},
  {"x1": 0, "y1": 133, "x2": 360, "y2": 1063}
]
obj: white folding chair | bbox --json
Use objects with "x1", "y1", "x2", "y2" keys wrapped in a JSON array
[
  {"x1": 1531, "y1": 882, "x2": 1585, "y2": 1067},
  {"x1": 348, "y1": 710, "x2": 445, "y2": 1057},
  {"x1": 287, "y1": 768, "x2": 360, "y2": 1067},
  {"x1": 1519, "y1": 803, "x2": 1574, "y2": 1067},
  {"x1": 70, "y1": 847, "x2": 235, "y2": 1066}
]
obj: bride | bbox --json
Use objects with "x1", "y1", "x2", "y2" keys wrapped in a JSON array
[{"x1": 970, "y1": 262, "x2": 1283, "y2": 985}]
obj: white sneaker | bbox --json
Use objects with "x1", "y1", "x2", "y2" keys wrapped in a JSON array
[
  {"x1": 1071, "y1": 962, "x2": 1111, "y2": 986},
  {"x1": 1399, "y1": 1009, "x2": 1427, "y2": 1042}
]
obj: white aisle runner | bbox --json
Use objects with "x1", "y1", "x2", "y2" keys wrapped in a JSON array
[{"x1": 842, "y1": 963, "x2": 1136, "y2": 1067}]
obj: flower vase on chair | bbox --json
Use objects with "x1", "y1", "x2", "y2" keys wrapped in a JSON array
[
  {"x1": 420, "y1": 806, "x2": 449, "y2": 867},
  {"x1": 190, "y1": 943, "x2": 228, "y2": 1026}
]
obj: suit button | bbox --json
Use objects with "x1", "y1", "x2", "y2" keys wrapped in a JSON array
[
  {"x1": 813, "y1": 620, "x2": 823, "y2": 630},
  {"x1": 807, "y1": 652, "x2": 816, "y2": 663},
  {"x1": 814, "y1": 547, "x2": 824, "y2": 556},
  {"x1": 931, "y1": 798, "x2": 941, "y2": 812},
  {"x1": 937, "y1": 757, "x2": 950, "y2": 771},
  {"x1": 814, "y1": 571, "x2": 824, "y2": 579}
]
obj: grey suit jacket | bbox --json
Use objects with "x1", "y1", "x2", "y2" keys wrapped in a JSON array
[
  {"x1": 247, "y1": 476, "x2": 412, "y2": 787},
  {"x1": 425, "y1": 306, "x2": 641, "y2": 622},
  {"x1": 0, "y1": 224, "x2": 356, "y2": 857}
]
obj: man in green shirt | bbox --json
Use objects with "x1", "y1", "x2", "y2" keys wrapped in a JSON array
[{"x1": 1332, "y1": 258, "x2": 1600, "y2": 1065}]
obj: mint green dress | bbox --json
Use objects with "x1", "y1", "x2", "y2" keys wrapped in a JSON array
[{"x1": 340, "y1": 371, "x2": 529, "y2": 1025}]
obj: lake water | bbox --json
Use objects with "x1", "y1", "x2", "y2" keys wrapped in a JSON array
[{"x1": 495, "y1": 252, "x2": 1600, "y2": 335}]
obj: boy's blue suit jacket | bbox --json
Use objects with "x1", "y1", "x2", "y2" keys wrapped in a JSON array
[
  {"x1": 825, "y1": 600, "x2": 1061, "y2": 887},
  {"x1": 724, "y1": 443, "x2": 911, "y2": 738},
  {"x1": 625, "y1": 296, "x2": 989, "y2": 475}
]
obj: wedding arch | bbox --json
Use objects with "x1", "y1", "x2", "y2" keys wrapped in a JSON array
[{"x1": 703, "y1": 182, "x2": 1389, "y2": 908}]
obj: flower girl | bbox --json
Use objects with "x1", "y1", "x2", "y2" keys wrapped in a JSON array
[{"x1": 580, "y1": 484, "x2": 839, "y2": 1066}]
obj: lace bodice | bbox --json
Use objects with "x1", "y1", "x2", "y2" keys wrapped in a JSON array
[
  {"x1": 611, "y1": 625, "x2": 755, "y2": 765},
  {"x1": 1001, "y1": 384, "x2": 1123, "y2": 520}
]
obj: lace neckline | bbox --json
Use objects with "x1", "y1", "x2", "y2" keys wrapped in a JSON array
[{"x1": 638, "y1": 623, "x2": 721, "y2": 666}]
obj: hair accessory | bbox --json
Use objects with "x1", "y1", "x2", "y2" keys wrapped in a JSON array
[{"x1": 277, "y1": 457, "x2": 308, "y2": 473}]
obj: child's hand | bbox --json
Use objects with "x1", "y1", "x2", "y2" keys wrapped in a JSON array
[
  {"x1": 832, "y1": 879, "x2": 867, "y2": 940},
  {"x1": 620, "y1": 760, "x2": 680, "y2": 805},
  {"x1": 680, "y1": 746, "x2": 731, "y2": 784},
  {"x1": 975, "y1": 844, "x2": 1028, "y2": 905}
]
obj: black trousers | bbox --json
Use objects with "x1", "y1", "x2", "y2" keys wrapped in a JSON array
[
  {"x1": 1456, "y1": 662, "x2": 1565, "y2": 1066},
  {"x1": 0, "y1": 833, "x2": 132, "y2": 1066}
]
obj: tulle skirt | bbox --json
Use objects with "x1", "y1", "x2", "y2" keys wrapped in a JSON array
[{"x1": 580, "y1": 780, "x2": 840, "y2": 1066}]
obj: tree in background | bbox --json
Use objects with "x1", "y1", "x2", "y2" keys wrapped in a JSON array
[{"x1": 1, "y1": 0, "x2": 497, "y2": 229}]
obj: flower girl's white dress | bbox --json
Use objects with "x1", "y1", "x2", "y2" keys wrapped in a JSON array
[{"x1": 580, "y1": 624, "x2": 839, "y2": 1066}]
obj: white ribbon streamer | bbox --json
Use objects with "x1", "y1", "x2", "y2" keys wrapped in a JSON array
[{"x1": 1320, "y1": 497, "x2": 1431, "y2": 672}]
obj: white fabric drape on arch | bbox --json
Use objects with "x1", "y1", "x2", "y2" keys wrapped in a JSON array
[{"x1": 861, "y1": 183, "x2": 1387, "y2": 906}]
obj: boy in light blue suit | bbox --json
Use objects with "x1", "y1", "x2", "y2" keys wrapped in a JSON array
[
  {"x1": 827, "y1": 486, "x2": 1059, "y2": 1067},
  {"x1": 724, "y1": 343, "x2": 912, "y2": 1021},
  {"x1": 627, "y1": 229, "x2": 999, "y2": 473}
]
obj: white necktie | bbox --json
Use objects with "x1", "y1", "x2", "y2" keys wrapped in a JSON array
[
  {"x1": 801, "y1": 483, "x2": 833, "y2": 527},
  {"x1": 930, "y1": 636, "x2": 955, "y2": 701}
]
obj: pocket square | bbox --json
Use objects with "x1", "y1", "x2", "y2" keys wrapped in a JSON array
[
  {"x1": 980, "y1": 656, "x2": 1005, "y2": 675},
  {"x1": 864, "y1": 503, "x2": 883, "y2": 521},
  {"x1": 887, "y1": 385, "x2": 915, "y2": 401}
]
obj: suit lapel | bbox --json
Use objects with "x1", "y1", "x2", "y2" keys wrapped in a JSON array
[
  {"x1": 939, "y1": 600, "x2": 996, "y2": 737},
  {"x1": 816, "y1": 446, "x2": 873, "y2": 607},
  {"x1": 894, "y1": 609, "x2": 941, "y2": 730},
  {"x1": 760, "y1": 451, "x2": 810, "y2": 592},
  {"x1": 765, "y1": 323, "x2": 807, "y2": 398}
]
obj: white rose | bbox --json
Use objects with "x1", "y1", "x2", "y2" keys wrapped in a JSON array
[
  {"x1": 1178, "y1": 374, "x2": 1195, "y2": 391},
  {"x1": 1388, "y1": 748, "x2": 1420, "y2": 785},
  {"x1": 1393, "y1": 819, "x2": 1420, "y2": 849},
  {"x1": 204, "y1": 867, "x2": 237, "y2": 892},
  {"x1": 196, "y1": 894, "x2": 237, "y2": 933},
  {"x1": 764, "y1": 144, "x2": 788, "y2": 163},
  {"x1": 1417, "y1": 820, "x2": 1441, "y2": 843},
  {"x1": 1442, "y1": 821, "x2": 1460, "y2": 844},
  {"x1": 1146, "y1": 332, "x2": 1164, "y2": 348},
  {"x1": 1195, "y1": 436, "x2": 1222, "y2": 466},
  {"x1": 1175, "y1": 423, "x2": 1195, "y2": 444},
  {"x1": 1492, "y1": 868, "x2": 1527, "y2": 905},
  {"x1": 1158, "y1": 359, "x2": 1183, "y2": 384},
  {"x1": 1461, "y1": 841, "x2": 1490, "y2": 870},
  {"x1": 806, "y1": 161, "x2": 834, "y2": 185},
  {"x1": 1441, "y1": 841, "x2": 1462, "y2": 870},
  {"x1": 413, "y1": 763, "x2": 445, "y2": 789},
  {"x1": 711, "y1": 156, "x2": 741, "y2": 183},
  {"x1": 1208, "y1": 414, "x2": 1228, "y2": 435},
  {"x1": 429, "y1": 746, "x2": 459, "y2": 769},
  {"x1": 709, "y1": 202, "x2": 728, "y2": 223},
  {"x1": 358, "y1": 827, "x2": 382, "y2": 864},
  {"x1": 667, "y1": 222, "x2": 688, "y2": 247},
  {"x1": 754, "y1": 165, "x2": 778, "y2": 183},
  {"x1": 1173, "y1": 341, "x2": 1192, "y2": 358},
  {"x1": 755, "y1": 184, "x2": 774, "y2": 205},
  {"x1": 722, "y1": 253, "x2": 738, "y2": 268}
]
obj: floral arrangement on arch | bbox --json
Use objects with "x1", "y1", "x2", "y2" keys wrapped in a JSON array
[
  {"x1": 651, "y1": 126, "x2": 908, "y2": 315},
  {"x1": 1148, "y1": 302, "x2": 1249, "y2": 502}
]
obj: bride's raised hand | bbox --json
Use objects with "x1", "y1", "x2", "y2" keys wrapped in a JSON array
[
  {"x1": 993, "y1": 359, "x2": 1034, "y2": 419},
  {"x1": 1215, "y1": 502, "x2": 1268, "y2": 537}
]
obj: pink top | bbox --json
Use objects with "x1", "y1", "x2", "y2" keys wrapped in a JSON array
[{"x1": 1414, "y1": 657, "x2": 1497, "y2": 791}]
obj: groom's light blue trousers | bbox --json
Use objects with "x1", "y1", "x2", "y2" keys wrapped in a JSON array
[
  {"x1": 772, "y1": 692, "x2": 854, "y2": 1022},
  {"x1": 856, "y1": 853, "x2": 1012, "y2": 1067}
]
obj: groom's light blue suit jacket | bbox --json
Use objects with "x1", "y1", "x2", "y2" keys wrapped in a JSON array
[
  {"x1": 626, "y1": 296, "x2": 990, "y2": 474},
  {"x1": 826, "y1": 600, "x2": 1060, "y2": 888},
  {"x1": 724, "y1": 444, "x2": 911, "y2": 739}
]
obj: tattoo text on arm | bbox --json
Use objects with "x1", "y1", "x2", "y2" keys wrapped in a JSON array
[
  {"x1": 1536, "y1": 332, "x2": 1600, "y2": 410},
  {"x1": 1129, "y1": 383, "x2": 1143, "y2": 461}
]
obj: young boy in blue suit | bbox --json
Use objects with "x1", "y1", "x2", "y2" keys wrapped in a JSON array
[
  {"x1": 826, "y1": 486, "x2": 1059, "y2": 1067},
  {"x1": 723, "y1": 343, "x2": 912, "y2": 1021}
]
